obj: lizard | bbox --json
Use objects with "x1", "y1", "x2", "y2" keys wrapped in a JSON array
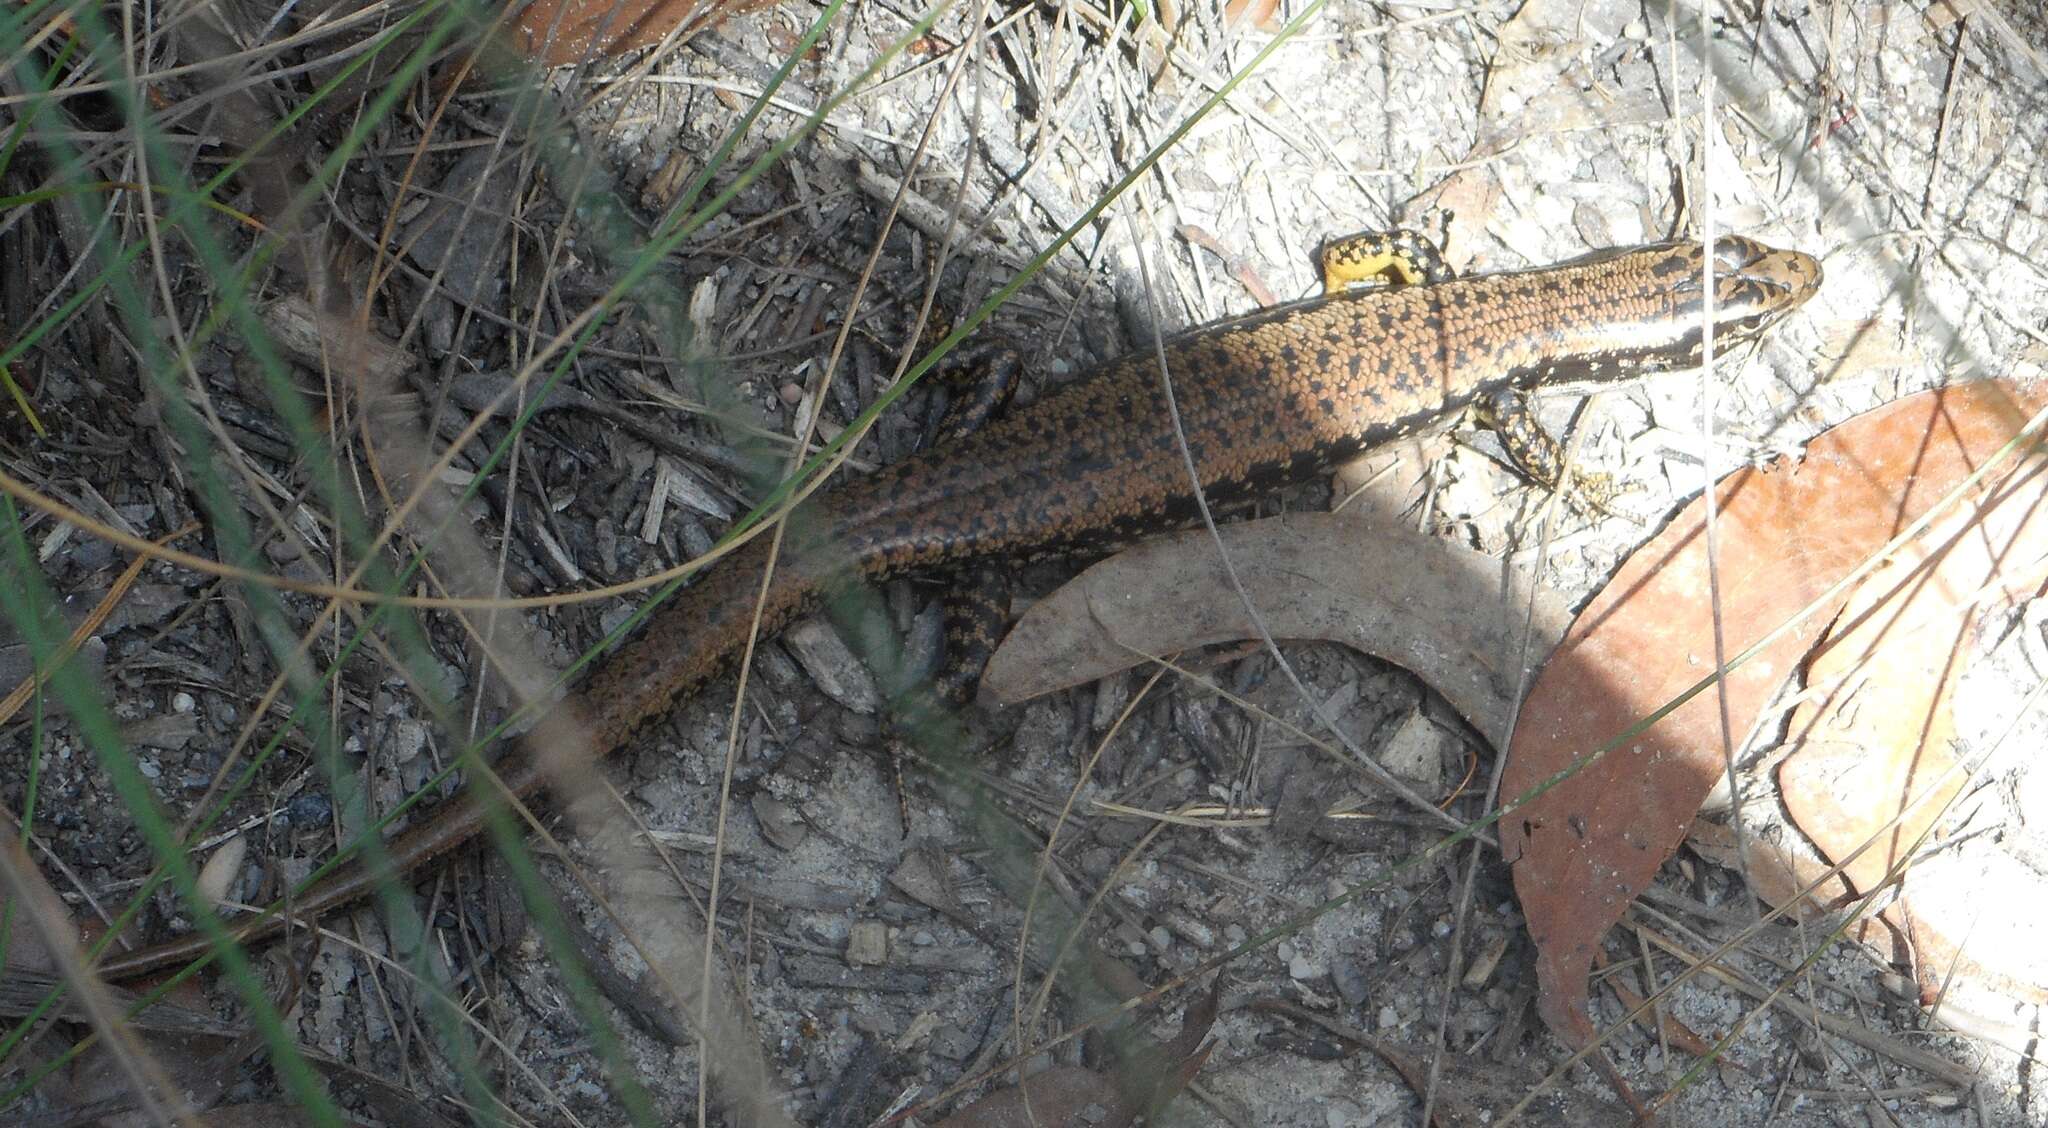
[{"x1": 96, "y1": 230, "x2": 1821, "y2": 980}]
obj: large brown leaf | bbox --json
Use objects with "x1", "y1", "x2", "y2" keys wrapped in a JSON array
[
  {"x1": 1502, "y1": 380, "x2": 2048, "y2": 1053},
  {"x1": 1778, "y1": 451, "x2": 2048, "y2": 1003}
]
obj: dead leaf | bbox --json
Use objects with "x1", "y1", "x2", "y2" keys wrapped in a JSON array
[
  {"x1": 1779, "y1": 453, "x2": 2048, "y2": 1003},
  {"x1": 984, "y1": 512, "x2": 1570, "y2": 745},
  {"x1": 1502, "y1": 380, "x2": 2048, "y2": 1055},
  {"x1": 509, "y1": 0, "x2": 770, "y2": 66}
]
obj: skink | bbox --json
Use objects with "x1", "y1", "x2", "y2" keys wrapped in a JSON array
[{"x1": 99, "y1": 233, "x2": 1820, "y2": 980}]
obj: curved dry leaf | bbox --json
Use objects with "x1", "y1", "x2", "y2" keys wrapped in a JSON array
[
  {"x1": 509, "y1": 0, "x2": 771, "y2": 66},
  {"x1": 1779, "y1": 454, "x2": 2048, "y2": 1003},
  {"x1": 1501, "y1": 379, "x2": 2048, "y2": 1053},
  {"x1": 983, "y1": 512, "x2": 1570, "y2": 743}
]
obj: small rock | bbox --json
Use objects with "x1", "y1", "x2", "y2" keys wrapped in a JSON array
[
  {"x1": 1333, "y1": 957, "x2": 1371, "y2": 1007},
  {"x1": 846, "y1": 919, "x2": 888, "y2": 967},
  {"x1": 1078, "y1": 846, "x2": 1120, "y2": 881},
  {"x1": 599, "y1": 602, "x2": 637, "y2": 639},
  {"x1": 286, "y1": 793, "x2": 332, "y2": 827},
  {"x1": 194, "y1": 835, "x2": 247, "y2": 911},
  {"x1": 1090, "y1": 674, "x2": 1131, "y2": 731},
  {"x1": 1164, "y1": 913, "x2": 1214, "y2": 949},
  {"x1": 751, "y1": 794, "x2": 808, "y2": 851},
  {"x1": 928, "y1": 1023, "x2": 978, "y2": 1062},
  {"x1": 386, "y1": 718, "x2": 430, "y2": 765},
  {"x1": 1376, "y1": 712, "x2": 1450, "y2": 795},
  {"x1": 783, "y1": 619, "x2": 882, "y2": 714}
]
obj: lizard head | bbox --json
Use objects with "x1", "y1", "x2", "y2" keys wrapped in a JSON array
[{"x1": 1682, "y1": 234, "x2": 1825, "y2": 341}]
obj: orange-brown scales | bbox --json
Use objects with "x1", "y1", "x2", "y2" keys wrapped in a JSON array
[{"x1": 100, "y1": 234, "x2": 1819, "y2": 981}]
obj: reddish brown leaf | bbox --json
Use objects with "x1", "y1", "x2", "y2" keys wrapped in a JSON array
[
  {"x1": 1502, "y1": 380, "x2": 2048, "y2": 1053},
  {"x1": 509, "y1": 0, "x2": 773, "y2": 66},
  {"x1": 1780, "y1": 453, "x2": 2048, "y2": 1003}
]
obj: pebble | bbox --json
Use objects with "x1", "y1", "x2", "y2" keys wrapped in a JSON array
[
  {"x1": 845, "y1": 920, "x2": 887, "y2": 967},
  {"x1": 1333, "y1": 958, "x2": 1371, "y2": 1007},
  {"x1": 751, "y1": 794, "x2": 809, "y2": 851},
  {"x1": 1165, "y1": 913, "x2": 1214, "y2": 949},
  {"x1": 928, "y1": 1023, "x2": 977, "y2": 1062}
]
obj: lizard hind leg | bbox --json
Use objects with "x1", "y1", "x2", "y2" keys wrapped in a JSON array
[
  {"x1": 832, "y1": 342, "x2": 1026, "y2": 757},
  {"x1": 925, "y1": 343, "x2": 1023, "y2": 446},
  {"x1": 919, "y1": 344, "x2": 1024, "y2": 713}
]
